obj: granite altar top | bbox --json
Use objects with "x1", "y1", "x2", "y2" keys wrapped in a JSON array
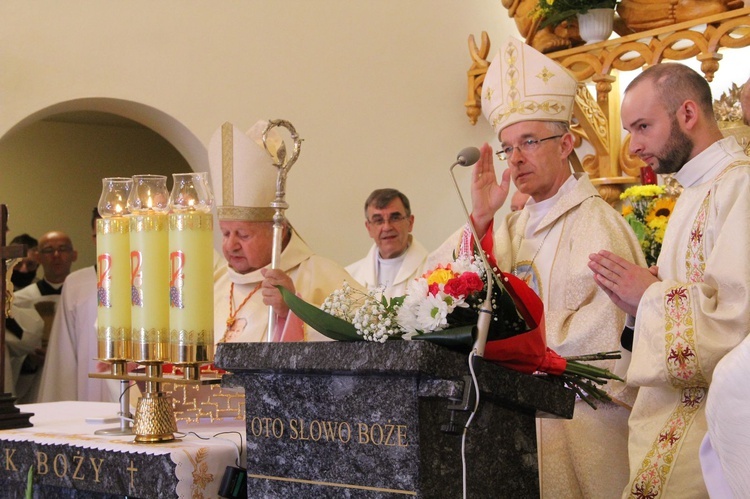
[{"x1": 215, "y1": 341, "x2": 576, "y2": 419}]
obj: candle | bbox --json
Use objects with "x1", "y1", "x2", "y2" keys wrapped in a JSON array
[
  {"x1": 167, "y1": 172, "x2": 215, "y2": 366},
  {"x1": 168, "y1": 212, "x2": 214, "y2": 365},
  {"x1": 97, "y1": 177, "x2": 133, "y2": 361},
  {"x1": 128, "y1": 175, "x2": 170, "y2": 363},
  {"x1": 97, "y1": 217, "x2": 132, "y2": 360},
  {"x1": 129, "y1": 213, "x2": 170, "y2": 362},
  {"x1": 640, "y1": 165, "x2": 657, "y2": 185}
]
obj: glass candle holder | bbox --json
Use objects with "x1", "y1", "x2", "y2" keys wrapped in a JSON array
[
  {"x1": 128, "y1": 174, "x2": 169, "y2": 214},
  {"x1": 97, "y1": 177, "x2": 133, "y2": 361},
  {"x1": 128, "y1": 175, "x2": 170, "y2": 363},
  {"x1": 168, "y1": 172, "x2": 213, "y2": 213},
  {"x1": 98, "y1": 177, "x2": 132, "y2": 218}
]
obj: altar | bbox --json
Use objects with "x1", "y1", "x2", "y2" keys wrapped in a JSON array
[{"x1": 0, "y1": 401, "x2": 245, "y2": 498}]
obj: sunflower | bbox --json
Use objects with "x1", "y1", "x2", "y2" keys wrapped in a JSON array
[
  {"x1": 622, "y1": 205, "x2": 633, "y2": 217},
  {"x1": 646, "y1": 197, "x2": 676, "y2": 223}
]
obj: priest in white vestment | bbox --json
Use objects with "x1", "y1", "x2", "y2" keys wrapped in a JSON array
[
  {"x1": 699, "y1": 332, "x2": 750, "y2": 498},
  {"x1": 460, "y1": 37, "x2": 646, "y2": 498},
  {"x1": 5, "y1": 305, "x2": 43, "y2": 395},
  {"x1": 346, "y1": 188, "x2": 428, "y2": 299},
  {"x1": 209, "y1": 121, "x2": 358, "y2": 345},
  {"x1": 589, "y1": 63, "x2": 750, "y2": 498},
  {"x1": 38, "y1": 265, "x2": 118, "y2": 402}
]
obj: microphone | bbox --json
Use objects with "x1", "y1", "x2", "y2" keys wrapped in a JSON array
[
  {"x1": 448, "y1": 146, "x2": 494, "y2": 358},
  {"x1": 455, "y1": 147, "x2": 481, "y2": 167}
]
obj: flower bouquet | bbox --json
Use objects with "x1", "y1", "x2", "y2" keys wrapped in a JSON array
[
  {"x1": 620, "y1": 184, "x2": 676, "y2": 267},
  {"x1": 280, "y1": 253, "x2": 623, "y2": 408}
]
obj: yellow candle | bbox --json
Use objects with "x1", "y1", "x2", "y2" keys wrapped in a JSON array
[
  {"x1": 168, "y1": 212, "x2": 214, "y2": 364},
  {"x1": 130, "y1": 213, "x2": 170, "y2": 362},
  {"x1": 97, "y1": 216, "x2": 132, "y2": 361}
]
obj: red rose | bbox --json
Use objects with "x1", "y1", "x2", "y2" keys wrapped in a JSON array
[{"x1": 444, "y1": 272, "x2": 484, "y2": 298}]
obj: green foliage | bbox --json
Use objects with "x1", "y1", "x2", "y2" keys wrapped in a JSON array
[
  {"x1": 536, "y1": 0, "x2": 617, "y2": 28},
  {"x1": 25, "y1": 466, "x2": 34, "y2": 499},
  {"x1": 277, "y1": 286, "x2": 360, "y2": 341}
]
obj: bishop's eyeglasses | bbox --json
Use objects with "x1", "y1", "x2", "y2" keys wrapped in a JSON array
[{"x1": 495, "y1": 134, "x2": 563, "y2": 161}]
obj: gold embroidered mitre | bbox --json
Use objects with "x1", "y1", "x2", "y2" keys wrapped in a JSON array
[
  {"x1": 207, "y1": 121, "x2": 283, "y2": 222},
  {"x1": 481, "y1": 37, "x2": 577, "y2": 138}
]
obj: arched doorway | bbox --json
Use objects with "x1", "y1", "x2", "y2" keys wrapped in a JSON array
[{"x1": 0, "y1": 98, "x2": 206, "y2": 272}]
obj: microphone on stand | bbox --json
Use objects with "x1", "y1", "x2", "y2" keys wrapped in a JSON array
[{"x1": 448, "y1": 146, "x2": 494, "y2": 358}]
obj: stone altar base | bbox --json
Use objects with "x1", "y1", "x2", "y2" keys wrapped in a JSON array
[{"x1": 216, "y1": 341, "x2": 575, "y2": 498}]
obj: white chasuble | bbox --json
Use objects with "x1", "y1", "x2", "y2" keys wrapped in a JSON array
[
  {"x1": 482, "y1": 173, "x2": 646, "y2": 498},
  {"x1": 214, "y1": 230, "x2": 356, "y2": 345},
  {"x1": 626, "y1": 138, "x2": 750, "y2": 499}
]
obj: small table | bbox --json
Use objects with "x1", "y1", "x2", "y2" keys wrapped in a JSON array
[{"x1": 0, "y1": 401, "x2": 244, "y2": 498}]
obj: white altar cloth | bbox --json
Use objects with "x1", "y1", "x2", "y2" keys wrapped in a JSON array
[{"x1": 0, "y1": 401, "x2": 245, "y2": 498}]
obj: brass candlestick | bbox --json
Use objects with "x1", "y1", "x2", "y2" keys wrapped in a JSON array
[{"x1": 132, "y1": 362, "x2": 177, "y2": 443}]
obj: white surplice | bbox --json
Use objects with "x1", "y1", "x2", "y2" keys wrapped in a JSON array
[
  {"x1": 346, "y1": 237, "x2": 428, "y2": 299},
  {"x1": 38, "y1": 266, "x2": 119, "y2": 403},
  {"x1": 700, "y1": 332, "x2": 750, "y2": 498}
]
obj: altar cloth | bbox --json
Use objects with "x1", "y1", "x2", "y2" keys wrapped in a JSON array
[{"x1": 0, "y1": 401, "x2": 245, "y2": 498}]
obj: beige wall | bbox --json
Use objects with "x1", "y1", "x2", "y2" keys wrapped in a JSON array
[
  {"x1": 0, "y1": 1, "x2": 516, "y2": 270},
  {"x1": 3, "y1": 2, "x2": 745, "y2": 274}
]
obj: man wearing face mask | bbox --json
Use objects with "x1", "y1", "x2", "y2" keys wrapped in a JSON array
[
  {"x1": 346, "y1": 189, "x2": 428, "y2": 299},
  {"x1": 3, "y1": 227, "x2": 43, "y2": 396},
  {"x1": 9, "y1": 234, "x2": 39, "y2": 291}
]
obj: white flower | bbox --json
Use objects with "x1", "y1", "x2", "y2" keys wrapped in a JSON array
[{"x1": 415, "y1": 294, "x2": 449, "y2": 331}]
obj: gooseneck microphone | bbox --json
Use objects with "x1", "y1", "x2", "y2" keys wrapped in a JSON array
[
  {"x1": 455, "y1": 146, "x2": 481, "y2": 167},
  {"x1": 448, "y1": 146, "x2": 496, "y2": 358}
]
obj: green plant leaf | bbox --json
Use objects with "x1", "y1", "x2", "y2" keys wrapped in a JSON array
[
  {"x1": 277, "y1": 285, "x2": 361, "y2": 341},
  {"x1": 26, "y1": 466, "x2": 33, "y2": 499}
]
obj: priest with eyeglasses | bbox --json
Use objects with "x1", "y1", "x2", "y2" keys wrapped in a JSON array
[
  {"x1": 346, "y1": 188, "x2": 428, "y2": 299},
  {"x1": 446, "y1": 36, "x2": 646, "y2": 498}
]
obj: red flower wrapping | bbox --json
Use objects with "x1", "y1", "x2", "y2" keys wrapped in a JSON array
[{"x1": 483, "y1": 271, "x2": 567, "y2": 376}]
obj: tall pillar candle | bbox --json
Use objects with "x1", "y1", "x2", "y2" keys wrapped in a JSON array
[
  {"x1": 168, "y1": 212, "x2": 214, "y2": 365},
  {"x1": 97, "y1": 216, "x2": 132, "y2": 361},
  {"x1": 130, "y1": 213, "x2": 170, "y2": 362}
]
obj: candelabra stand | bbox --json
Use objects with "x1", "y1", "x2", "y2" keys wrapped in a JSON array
[
  {"x1": 90, "y1": 360, "x2": 220, "y2": 443},
  {"x1": 93, "y1": 172, "x2": 215, "y2": 443}
]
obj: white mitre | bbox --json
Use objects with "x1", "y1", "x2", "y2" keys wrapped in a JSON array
[
  {"x1": 481, "y1": 37, "x2": 577, "y2": 138},
  {"x1": 207, "y1": 121, "x2": 283, "y2": 222}
]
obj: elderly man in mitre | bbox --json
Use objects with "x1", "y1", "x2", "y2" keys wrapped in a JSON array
[
  {"x1": 209, "y1": 121, "x2": 356, "y2": 344},
  {"x1": 462, "y1": 37, "x2": 646, "y2": 497}
]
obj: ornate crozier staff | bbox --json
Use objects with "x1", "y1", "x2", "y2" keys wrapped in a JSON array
[{"x1": 262, "y1": 120, "x2": 302, "y2": 342}]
